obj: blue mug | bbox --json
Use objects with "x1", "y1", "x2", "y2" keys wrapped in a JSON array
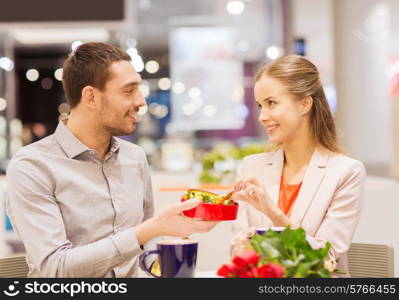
[
  {"x1": 256, "y1": 227, "x2": 285, "y2": 235},
  {"x1": 140, "y1": 239, "x2": 198, "y2": 278}
]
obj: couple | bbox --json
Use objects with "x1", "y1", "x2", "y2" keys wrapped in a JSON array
[{"x1": 6, "y1": 43, "x2": 365, "y2": 277}]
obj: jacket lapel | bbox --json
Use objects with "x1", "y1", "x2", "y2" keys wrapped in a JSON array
[
  {"x1": 289, "y1": 149, "x2": 329, "y2": 227},
  {"x1": 263, "y1": 148, "x2": 284, "y2": 206}
]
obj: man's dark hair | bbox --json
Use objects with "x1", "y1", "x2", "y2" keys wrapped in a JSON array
[{"x1": 62, "y1": 42, "x2": 131, "y2": 108}]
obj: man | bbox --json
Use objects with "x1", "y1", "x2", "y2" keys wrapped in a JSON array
[{"x1": 6, "y1": 42, "x2": 217, "y2": 277}]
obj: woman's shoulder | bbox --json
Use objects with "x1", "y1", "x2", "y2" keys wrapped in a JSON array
[
  {"x1": 328, "y1": 152, "x2": 364, "y2": 167},
  {"x1": 326, "y1": 152, "x2": 367, "y2": 178},
  {"x1": 242, "y1": 149, "x2": 279, "y2": 164}
]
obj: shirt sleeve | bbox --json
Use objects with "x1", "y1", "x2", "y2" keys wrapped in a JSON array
[
  {"x1": 140, "y1": 154, "x2": 161, "y2": 252},
  {"x1": 6, "y1": 155, "x2": 143, "y2": 278}
]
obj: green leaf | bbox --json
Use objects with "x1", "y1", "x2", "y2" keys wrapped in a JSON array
[
  {"x1": 317, "y1": 269, "x2": 331, "y2": 278},
  {"x1": 198, "y1": 171, "x2": 221, "y2": 184},
  {"x1": 293, "y1": 260, "x2": 320, "y2": 277},
  {"x1": 260, "y1": 240, "x2": 281, "y2": 258},
  {"x1": 250, "y1": 236, "x2": 267, "y2": 256},
  {"x1": 248, "y1": 226, "x2": 333, "y2": 278}
]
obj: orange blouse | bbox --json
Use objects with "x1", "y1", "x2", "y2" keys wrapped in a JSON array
[{"x1": 278, "y1": 176, "x2": 302, "y2": 215}]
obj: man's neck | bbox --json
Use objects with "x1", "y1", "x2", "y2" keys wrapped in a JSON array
[{"x1": 66, "y1": 111, "x2": 111, "y2": 160}]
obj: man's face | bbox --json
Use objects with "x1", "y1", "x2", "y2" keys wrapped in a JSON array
[{"x1": 97, "y1": 60, "x2": 146, "y2": 136}]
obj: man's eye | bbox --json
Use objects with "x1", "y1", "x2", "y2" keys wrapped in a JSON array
[
  {"x1": 125, "y1": 90, "x2": 133, "y2": 94},
  {"x1": 257, "y1": 103, "x2": 262, "y2": 109},
  {"x1": 268, "y1": 100, "x2": 276, "y2": 106}
]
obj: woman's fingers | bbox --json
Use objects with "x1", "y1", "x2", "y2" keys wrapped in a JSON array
[
  {"x1": 244, "y1": 183, "x2": 260, "y2": 197},
  {"x1": 234, "y1": 180, "x2": 244, "y2": 192},
  {"x1": 247, "y1": 177, "x2": 261, "y2": 187},
  {"x1": 234, "y1": 180, "x2": 252, "y2": 193},
  {"x1": 235, "y1": 178, "x2": 262, "y2": 192},
  {"x1": 234, "y1": 179, "x2": 252, "y2": 192},
  {"x1": 233, "y1": 187, "x2": 256, "y2": 203},
  {"x1": 232, "y1": 190, "x2": 246, "y2": 201},
  {"x1": 248, "y1": 226, "x2": 257, "y2": 237}
]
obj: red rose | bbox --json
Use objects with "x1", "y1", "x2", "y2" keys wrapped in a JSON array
[
  {"x1": 232, "y1": 250, "x2": 260, "y2": 269},
  {"x1": 238, "y1": 267, "x2": 259, "y2": 278},
  {"x1": 238, "y1": 270, "x2": 255, "y2": 278},
  {"x1": 217, "y1": 264, "x2": 235, "y2": 277},
  {"x1": 257, "y1": 263, "x2": 285, "y2": 278}
]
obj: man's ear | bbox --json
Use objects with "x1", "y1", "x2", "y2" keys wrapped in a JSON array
[
  {"x1": 81, "y1": 86, "x2": 97, "y2": 109},
  {"x1": 301, "y1": 96, "x2": 313, "y2": 115}
]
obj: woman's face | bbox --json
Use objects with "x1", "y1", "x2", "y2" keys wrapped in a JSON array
[{"x1": 254, "y1": 75, "x2": 310, "y2": 145}]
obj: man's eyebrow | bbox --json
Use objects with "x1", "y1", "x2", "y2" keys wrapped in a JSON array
[{"x1": 121, "y1": 81, "x2": 140, "y2": 89}]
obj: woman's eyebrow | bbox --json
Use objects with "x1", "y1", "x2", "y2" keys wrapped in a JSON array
[{"x1": 262, "y1": 96, "x2": 275, "y2": 102}]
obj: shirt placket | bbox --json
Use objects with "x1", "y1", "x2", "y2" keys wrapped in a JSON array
[
  {"x1": 101, "y1": 152, "x2": 120, "y2": 235},
  {"x1": 103, "y1": 151, "x2": 126, "y2": 278}
]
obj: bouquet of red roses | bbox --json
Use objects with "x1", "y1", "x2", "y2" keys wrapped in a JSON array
[
  {"x1": 217, "y1": 250, "x2": 285, "y2": 278},
  {"x1": 218, "y1": 227, "x2": 338, "y2": 278}
]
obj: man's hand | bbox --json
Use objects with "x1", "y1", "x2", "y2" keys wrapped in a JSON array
[
  {"x1": 154, "y1": 198, "x2": 219, "y2": 237},
  {"x1": 135, "y1": 199, "x2": 219, "y2": 245}
]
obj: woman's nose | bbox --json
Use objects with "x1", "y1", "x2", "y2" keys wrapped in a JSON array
[{"x1": 258, "y1": 110, "x2": 269, "y2": 123}]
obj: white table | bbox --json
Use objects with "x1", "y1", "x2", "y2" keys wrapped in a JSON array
[{"x1": 195, "y1": 270, "x2": 219, "y2": 278}]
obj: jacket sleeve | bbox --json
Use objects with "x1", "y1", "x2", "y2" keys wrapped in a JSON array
[
  {"x1": 230, "y1": 157, "x2": 252, "y2": 255},
  {"x1": 306, "y1": 160, "x2": 366, "y2": 264}
]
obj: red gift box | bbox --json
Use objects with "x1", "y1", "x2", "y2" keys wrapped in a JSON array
[{"x1": 181, "y1": 190, "x2": 238, "y2": 221}]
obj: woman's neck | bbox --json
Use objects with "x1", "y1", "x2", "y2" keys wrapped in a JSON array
[{"x1": 283, "y1": 126, "x2": 316, "y2": 172}]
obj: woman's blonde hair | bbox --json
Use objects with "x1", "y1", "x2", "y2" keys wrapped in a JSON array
[{"x1": 256, "y1": 55, "x2": 341, "y2": 153}]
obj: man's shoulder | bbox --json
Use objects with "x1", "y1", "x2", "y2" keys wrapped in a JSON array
[
  {"x1": 114, "y1": 137, "x2": 146, "y2": 159},
  {"x1": 8, "y1": 135, "x2": 56, "y2": 168}
]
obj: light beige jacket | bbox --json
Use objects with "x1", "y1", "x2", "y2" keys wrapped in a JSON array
[{"x1": 231, "y1": 147, "x2": 366, "y2": 275}]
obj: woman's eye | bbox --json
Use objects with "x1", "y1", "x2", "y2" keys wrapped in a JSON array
[
  {"x1": 257, "y1": 103, "x2": 262, "y2": 109},
  {"x1": 268, "y1": 100, "x2": 276, "y2": 106}
]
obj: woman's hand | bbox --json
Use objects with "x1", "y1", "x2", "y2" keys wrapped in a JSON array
[
  {"x1": 233, "y1": 178, "x2": 290, "y2": 227},
  {"x1": 233, "y1": 178, "x2": 275, "y2": 214},
  {"x1": 231, "y1": 227, "x2": 256, "y2": 257}
]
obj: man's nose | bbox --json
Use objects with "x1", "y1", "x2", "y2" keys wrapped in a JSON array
[{"x1": 134, "y1": 90, "x2": 147, "y2": 107}]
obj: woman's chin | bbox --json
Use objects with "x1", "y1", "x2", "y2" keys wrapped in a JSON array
[{"x1": 267, "y1": 135, "x2": 282, "y2": 145}]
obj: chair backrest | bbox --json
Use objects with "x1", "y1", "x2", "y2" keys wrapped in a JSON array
[
  {"x1": 348, "y1": 243, "x2": 394, "y2": 278},
  {"x1": 0, "y1": 254, "x2": 29, "y2": 278}
]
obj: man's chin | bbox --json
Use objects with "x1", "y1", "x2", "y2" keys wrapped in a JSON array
[
  {"x1": 106, "y1": 125, "x2": 136, "y2": 137},
  {"x1": 120, "y1": 125, "x2": 136, "y2": 136}
]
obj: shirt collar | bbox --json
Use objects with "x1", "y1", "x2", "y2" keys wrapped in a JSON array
[
  {"x1": 54, "y1": 121, "x2": 120, "y2": 159},
  {"x1": 109, "y1": 137, "x2": 120, "y2": 154}
]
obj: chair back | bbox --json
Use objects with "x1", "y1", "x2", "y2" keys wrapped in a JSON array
[
  {"x1": 0, "y1": 254, "x2": 29, "y2": 278},
  {"x1": 348, "y1": 243, "x2": 394, "y2": 277}
]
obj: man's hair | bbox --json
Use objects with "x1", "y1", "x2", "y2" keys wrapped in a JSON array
[{"x1": 62, "y1": 42, "x2": 131, "y2": 108}]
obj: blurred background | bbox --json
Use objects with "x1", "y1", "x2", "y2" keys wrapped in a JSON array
[{"x1": 1, "y1": 0, "x2": 399, "y2": 275}]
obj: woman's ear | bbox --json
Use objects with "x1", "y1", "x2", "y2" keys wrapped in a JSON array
[{"x1": 301, "y1": 96, "x2": 313, "y2": 115}]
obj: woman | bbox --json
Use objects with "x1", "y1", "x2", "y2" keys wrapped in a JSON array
[{"x1": 231, "y1": 55, "x2": 366, "y2": 276}]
